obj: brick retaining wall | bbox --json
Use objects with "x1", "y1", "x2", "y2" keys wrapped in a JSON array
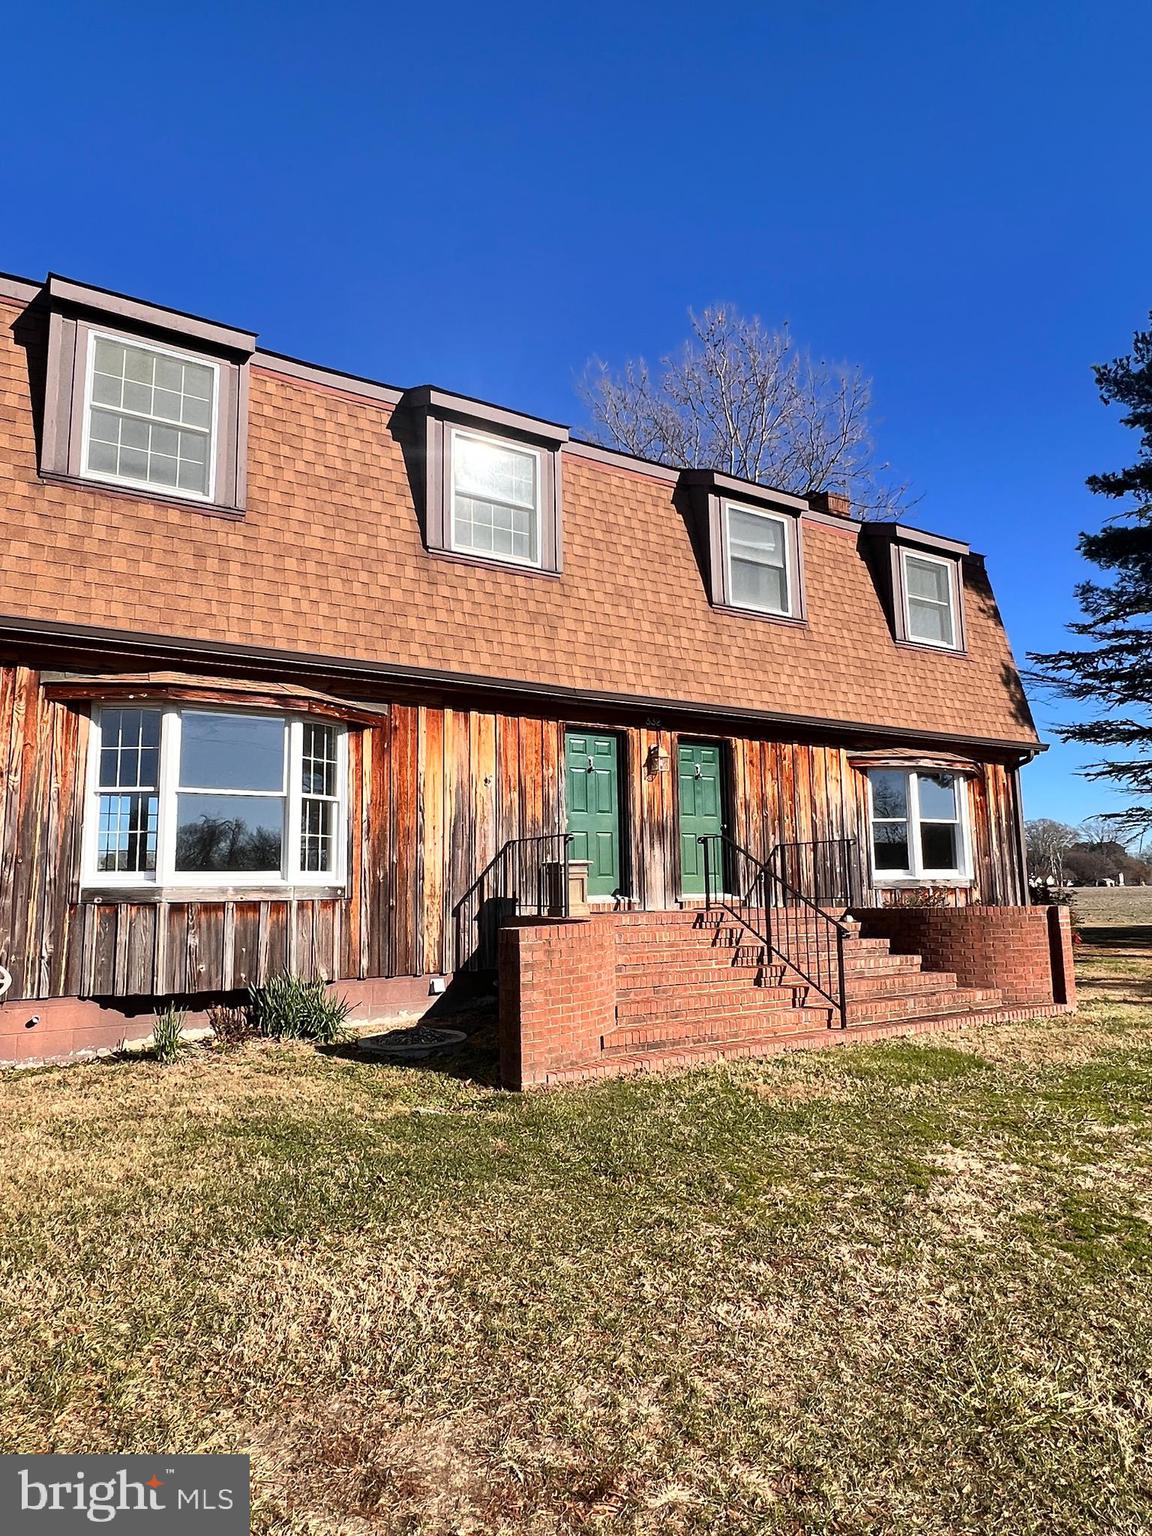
[
  {"x1": 853, "y1": 904, "x2": 1076, "y2": 1008},
  {"x1": 498, "y1": 919, "x2": 617, "y2": 1089}
]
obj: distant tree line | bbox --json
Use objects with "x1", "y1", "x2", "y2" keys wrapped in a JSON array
[{"x1": 1025, "y1": 816, "x2": 1151, "y2": 887}]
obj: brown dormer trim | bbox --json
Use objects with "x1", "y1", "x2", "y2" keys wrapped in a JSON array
[
  {"x1": 38, "y1": 280, "x2": 254, "y2": 516},
  {"x1": 677, "y1": 468, "x2": 807, "y2": 621},
  {"x1": 862, "y1": 522, "x2": 969, "y2": 654},
  {"x1": 46, "y1": 275, "x2": 257, "y2": 356},
  {"x1": 398, "y1": 387, "x2": 567, "y2": 575}
]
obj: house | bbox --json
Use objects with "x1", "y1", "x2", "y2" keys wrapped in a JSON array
[{"x1": 0, "y1": 272, "x2": 1074, "y2": 1081}]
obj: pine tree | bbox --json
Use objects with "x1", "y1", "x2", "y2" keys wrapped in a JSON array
[{"x1": 1029, "y1": 315, "x2": 1152, "y2": 826}]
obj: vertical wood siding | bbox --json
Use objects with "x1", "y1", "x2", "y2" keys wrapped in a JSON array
[{"x1": 0, "y1": 665, "x2": 1028, "y2": 1001}]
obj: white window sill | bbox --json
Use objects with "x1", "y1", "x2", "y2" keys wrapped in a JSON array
[
  {"x1": 79, "y1": 884, "x2": 349, "y2": 904},
  {"x1": 872, "y1": 875, "x2": 973, "y2": 888}
]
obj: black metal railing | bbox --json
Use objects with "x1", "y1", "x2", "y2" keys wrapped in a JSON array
[
  {"x1": 452, "y1": 833, "x2": 575, "y2": 972},
  {"x1": 768, "y1": 837, "x2": 864, "y2": 911},
  {"x1": 698, "y1": 833, "x2": 851, "y2": 1028}
]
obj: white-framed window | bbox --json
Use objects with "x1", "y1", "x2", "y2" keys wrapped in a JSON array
[
  {"x1": 723, "y1": 501, "x2": 794, "y2": 616},
  {"x1": 449, "y1": 427, "x2": 542, "y2": 567},
  {"x1": 901, "y1": 549, "x2": 959, "y2": 649},
  {"x1": 80, "y1": 331, "x2": 220, "y2": 501},
  {"x1": 867, "y1": 768, "x2": 970, "y2": 881},
  {"x1": 83, "y1": 705, "x2": 347, "y2": 888}
]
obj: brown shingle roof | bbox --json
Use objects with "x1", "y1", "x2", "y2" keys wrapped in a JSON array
[{"x1": 0, "y1": 296, "x2": 1038, "y2": 749}]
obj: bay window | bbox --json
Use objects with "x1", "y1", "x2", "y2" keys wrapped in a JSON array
[
  {"x1": 86, "y1": 705, "x2": 347, "y2": 888},
  {"x1": 867, "y1": 768, "x2": 969, "y2": 881}
]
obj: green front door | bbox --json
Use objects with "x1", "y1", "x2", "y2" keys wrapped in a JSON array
[
  {"x1": 566, "y1": 732, "x2": 622, "y2": 897},
  {"x1": 678, "y1": 741, "x2": 725, "y2": 895}
]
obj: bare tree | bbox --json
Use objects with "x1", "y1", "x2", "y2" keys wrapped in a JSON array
[
  {"x1": 1078, "y1": 814, "x2": 1139, "y2": 849},
  {"x1": 581, "y1": 305, "x2": 909, "y2": 518},
  {"x1": 1024, "y1": 818, "x2": 1078, "y2": 885}
]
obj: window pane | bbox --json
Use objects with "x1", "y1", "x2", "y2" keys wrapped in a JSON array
[
  {"x1": 904, "y1": 555, "x2": 955, "y2": 646},
  {"x1": 453, "y1": 435, "x2": 536, "y2": 509},
  {"x1": 727, "y1": 508, "x2": 785, "y2": 566},
  {"x1": 905, "y1": 555, "x2": 950, "y2": 604},
  {"x1": 869, "y1": 770, "x2": 908, "y2": 819},
  {"x1": 454, "y1": 494, "x2": 539, "y2": 563},
  {"x1": 921, "y1": 822, "x2": 959, "y2": 871},
  {"x1": 908, "y1": 597, "x2": 954, "y2": 646},
  {"x1": 300, "y1": 798, "x2": 334, "y2": 873},
  {"x1": 97, "y1": 793, "x2": 158, "y2": 873},
  {"x1": 179, "y1": 714, "x2": 285, "y2": 791},
  {"x1": 730, "y1": 555, "x2": 788, "y2": 613},
  {"x1": 175, "y1": 794, "x2": 284, "y2": 873},
  {"x1": 872, "y1": 822, "x2": 909, "y2": 871},
  {"x1": 86, "y1": 338, "x2": 215, "y2": 497},
  {"x1": 98, "y1": 709, "x2": 162, "y2": 789},
  {"x1": 918, "y1": 773, "x2": 958, "y2": 820},
  {"x1": 302, "y1": 722, "x2": 338, "y2": 796}
]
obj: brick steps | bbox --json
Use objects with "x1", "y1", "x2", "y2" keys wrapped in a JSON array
[
  {"x1": 595, "y1": 908, "x2": 1008, "y2": 1061},
  {"x1": 550, "y1": 1002, "x2": 1074, "y2": 1085}
]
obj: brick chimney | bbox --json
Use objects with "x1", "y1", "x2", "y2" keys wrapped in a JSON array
[{"x1": 809, "y1": 491, "x2": 854, "y2": 520}]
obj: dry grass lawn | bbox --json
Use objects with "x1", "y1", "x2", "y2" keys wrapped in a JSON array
[{"x1": 3, "y1": 912, "x2": 1152, "y2": 1533}]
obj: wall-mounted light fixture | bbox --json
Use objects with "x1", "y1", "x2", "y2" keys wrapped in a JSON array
[{"x1": 645, "y1": 745, "x2": 671, "y2": 778}]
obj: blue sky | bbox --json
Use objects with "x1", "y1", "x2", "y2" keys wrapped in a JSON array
[{"x1": 4, "y1": 1, "x2": 1149, "y2": 827}]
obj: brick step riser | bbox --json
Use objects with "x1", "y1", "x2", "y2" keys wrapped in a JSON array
[
  {"x1": 617, "y1": 970, "x2": 792, "y2": 995},
  {"x1": 615, "y1": 953, "x2": 923, "y2": 986},
  {"x1": 846, "y1": 988, "x2": 1002, "y2": 1026},
  {"x1": 616, "y1": 985, "x2": 821, "y2": 1018},
  {"x1": 614, "y1": 937, "x2": 899, "y2": 962},
  {"x1": 603, "y1": 1013, "x2": 836, "y2": 1054},
  {"x1": 616, "y1": 969, "x2": 959, "y2": 1009},
  {"x1": 616, "y1": 997, "x2": 836, "y2": 1028},
  {"x1": 614, "y1": 917, "x2": 887, "y2": 948}
]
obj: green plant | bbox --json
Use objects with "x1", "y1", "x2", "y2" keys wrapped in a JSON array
[
  {"x1": 247, "y1": 974, "x2": 352, "y2": 1044},
  {"x1": 151, "y1": 1005, "x2": 188, "y2": 1064},
  {"x1": 207, "y1": 1003, "x2": 258, "y2": 1047}
]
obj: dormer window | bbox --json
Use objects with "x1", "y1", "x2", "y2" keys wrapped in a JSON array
[
  {"x1": 84, "y1": 334, "x2": 219, "y2": 500},
  {"x1": 862, "y1": 522, "x2": 968, "y2": 653},
  {"x1": 450, "y1": 428, "x2": 541, "y2": 566},
  {"x1": 402, "y1": 387, "x2": 567, "y2": 574},
  {"x1": 39, "y1": 276, "x2": 254, "y2": 514},
  {"x1": 724, "y1": 502, "x2": 794, "y2": 616},
  {"x1": 677, "y1": 470, "x2": 806, "y2": 622},
  {"x1": 902, "y1": 549, "x2": 959, "y2": 649}
]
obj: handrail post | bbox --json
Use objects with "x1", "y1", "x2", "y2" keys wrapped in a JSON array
[
  {"x1": 835, "y1": 928, "x2": 848, "y2": 1029},
  {"x1": 699, "y1": 835, "x2": 712, "y2": 909},
  {"x1": 563, "y1": 833, "x2": 572, "y2": 918}
]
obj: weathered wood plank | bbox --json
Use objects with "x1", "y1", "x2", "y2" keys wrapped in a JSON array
[
  {"x1": 419, "y1": 707, "x2": 445, "y2": 976},
  {"x1": 390, "y1": 705, "x2": 419, "y2": 975},
  {"x1": 232, "y1": 902, "x2": 261, "y2": 989}
]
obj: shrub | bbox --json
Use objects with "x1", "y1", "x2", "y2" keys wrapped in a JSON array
[
  {"x1": 207, "y1": 1004, "x2": 258, "y2": 1047},
  {"x1": 151, "y1": 1005, "x2": 188, "y2": 1064},
  {"x1": 247, "y1": 974, "x2": 352, "y2": 1044}
]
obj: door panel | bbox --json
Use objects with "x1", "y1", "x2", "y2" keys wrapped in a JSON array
[
  {"x1": 678, "y1": 741, "x2": 725, "y2": 895},
  {"x1": 566, "y1": 732, "x2": 622, "y2": 897}
]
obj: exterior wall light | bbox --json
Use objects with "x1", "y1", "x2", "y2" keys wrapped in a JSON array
[{"x1": 645, "y1": 745, "x2": 671, "y2": 778}]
